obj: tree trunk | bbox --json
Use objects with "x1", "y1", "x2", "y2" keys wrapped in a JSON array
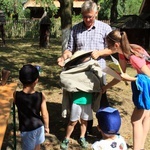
[
  {"x1": 0, "y1": 24, "x2": 6, "y2": 46},
  {"x1": 59, "y1": 0, "x2": 73, "y2": 52},
  {"x1": 39, "y1": 24, "x2": 50, "y2": 48},
  {"x1": 110, "y1": 0, "x2": 118, "y2": 23},
  {"x1": 39, "y1": 12, "x2": 51, "y2": 48}
]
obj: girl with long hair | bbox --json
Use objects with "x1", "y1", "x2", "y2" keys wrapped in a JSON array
[{"x1": 92, "y1": 29, "x2": 150, "y2": 150}]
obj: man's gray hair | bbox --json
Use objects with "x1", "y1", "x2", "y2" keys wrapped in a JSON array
[{"x1": 81, "y1": 0, "x2": 99, "y2": 13}]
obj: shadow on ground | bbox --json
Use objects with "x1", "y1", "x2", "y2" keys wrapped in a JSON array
[{"x1": 1, "y1": 38, "x2": 140, "y2": 150}]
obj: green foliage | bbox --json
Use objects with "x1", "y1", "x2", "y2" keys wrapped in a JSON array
[
  {"x1": 98, "y1": 0, "x2": 143, "y2": 20},
  {"x1": 23, "y1": 9, "x2": 31, "y2": 19},
  {"x1": 118, "y1": 0, "x2": 143, "y2": 17},
  {"x1": 72, "y1": 14, "x2": 82, "y2": 25},
  {"x1": 4, "y1": 18, "x2": 61, "y2": 39},
  {"x1": 49, "y1": 17, "x2": 61, "y2": 38},
  {"x1": 5, "y1": 20, "x2": 39, "y2": 38},
  {"x1": 98, "y1": 0, "x2": 111, "y2": 20},
  {"x1": 36, "y1": 0, "x2": 58, "y2": 17},
  {"x1": 0, "y1": 0, "x2": 58, "y2": 19},
  {"x1": 0, "y1": 0, "x2": 14, "y2": 12},
  {"x1": 0, "y1": 0, "x2": 59, "y2": 38},
  {"x1": 0, "y1": 0, "x2": 25, "y2": 19},
  {"x1": 0, "y1": 0, "x2": 143, "y2": 38}
]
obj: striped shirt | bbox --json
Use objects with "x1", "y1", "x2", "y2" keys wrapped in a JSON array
[{"x1": 67, "y1": 19, "x2": 112, "y2": 69}]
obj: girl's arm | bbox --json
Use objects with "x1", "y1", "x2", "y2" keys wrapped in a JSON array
[
  {"x1": 91, "y1": 48, "x2": 113, "y2": 59},
  {"x1": 119, "y1": 58, "x2": 136, "y2": 81},
  {"x1": 120, "y1": 73, "x2": 137, "y2": 81},
  {"x1": 102, "y1": 78, "x2": 120, "y2": 93},
  {"x1": 41, "y1": 92, "x2": 49, "y2": 133},
  {"x1": 141, "y1": 65, "x2": 150, "y2": 77},
  {"x1": 102, "y1": 57, "x2": 130, "y2": 93}
]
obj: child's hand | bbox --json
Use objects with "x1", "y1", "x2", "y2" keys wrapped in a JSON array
[{"x1": 45, "y1": 127, "x2": 50, "y2": 134}]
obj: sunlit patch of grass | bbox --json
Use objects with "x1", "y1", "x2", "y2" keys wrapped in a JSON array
[{"x1": 0, "y1": 37, "x2": 62, "y2": 90}]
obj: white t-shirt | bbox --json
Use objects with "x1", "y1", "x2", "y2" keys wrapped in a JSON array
[{"x1": 91, "y1": 134, "x2": 127, "y2": 150}]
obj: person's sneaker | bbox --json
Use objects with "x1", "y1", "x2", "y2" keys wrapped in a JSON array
[
  {"x1": 78, "y1": 137, "x2": 88, "y2": 148},
  {"x1": 60, "y1": 138, "x2": 69, "y2": 150}
]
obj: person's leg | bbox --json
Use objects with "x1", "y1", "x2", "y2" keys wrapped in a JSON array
[
  {"x1": 34, "y1": 144, "x2": 40, "y2": 150},
  {"x1": 21, "y1": 132, "x2": 34, "y2": 150},
  {"x1": 64, "y1": 103, "x2": 81, "y2": 139},
  {"x1": 79, "y1": 104, "x2": 92, "y2": 148},
  {"x1": 35, "y1": 126, "x2": 45, "y2": 150},
  {"x1": 61, "y1": 103, "x2": 80, "y2": 149},
  {"x1": 21, "y1": 128, "x2": 42, "y2": 150},
  {"x1": 131, "y1": 107, "x2": 145, "y2": 150},
  {"x1": 65, "y1": 104, "x2": 81, "y2": 139},
  {"x1": 60, "y1": 120, "x2": 78, "y2": 150},
  {"x1": 140, "y1": 110, "x2": 150, "y2": 149},
  {"x1": 84, "y1": 104, "x2": 93, "y2": 136},
  {"x1": 1, "y1": 30, "x2": 5, "y2": 46},
  {"x1": 79, "y1": 119, "x2": 88, "y2": 148},
  {"x1": 80, "y1": 119, "x2": 87, "y2": 138},
  {"x1": 65, "y1": 120, "x2": 78, "y2": 139}
]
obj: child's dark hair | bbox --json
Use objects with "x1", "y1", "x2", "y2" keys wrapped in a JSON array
[{"x1": 19, "y1": 64, "x2": 39, "y2": 85}]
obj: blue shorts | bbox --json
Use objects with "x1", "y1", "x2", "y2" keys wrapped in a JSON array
[{"x1": 21, "y1": 126, "x2": 45, "y2": 150}]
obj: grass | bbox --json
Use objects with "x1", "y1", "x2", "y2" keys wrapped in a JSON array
[
  {"x1": 0, "y1": 38, "x2": 62, "y2": 90},
  {"x1": 1, "y1": 37, "x2": 64, "y2": 150}
]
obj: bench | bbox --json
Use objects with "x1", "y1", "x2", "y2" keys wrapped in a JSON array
[{"x1": 0, "y1": 82, "x2": 17, "y2": 149}]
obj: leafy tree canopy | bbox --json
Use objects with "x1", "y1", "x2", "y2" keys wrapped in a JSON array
[
  {"x1": 98, "y1": 0, "x2": 143, "y2": 20},
  {"x1": 0, "y1": 0, "x2": 57, "y2": 19}
]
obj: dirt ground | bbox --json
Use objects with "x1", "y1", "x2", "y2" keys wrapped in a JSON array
[
  {"x1": 1, "y1": 38, "x2": 150, "y2": 150},
  {"x1": 2, "y1": 68, "x2": 150, "y2": 150},
  {"x1": 42, "y1": 68, "x2": 150, "y2": 150},
  {"x1": 44, "y1": 69, "x2": 150, "y2": 150}
]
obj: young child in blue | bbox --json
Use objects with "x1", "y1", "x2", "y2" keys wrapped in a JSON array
[
  {"x1": 92, "y1": 107, "x2": 127, "y2": 150},
  {"x1": 13, "y1": 64, "x2": 49, "y2": 150}
]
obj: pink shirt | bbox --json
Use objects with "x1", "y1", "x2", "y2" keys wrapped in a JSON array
[{"x1": 119, "y1": 47, "x2": 150, "y2": 74}]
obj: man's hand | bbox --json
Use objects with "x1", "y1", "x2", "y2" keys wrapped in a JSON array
[
  {"x1": 57, "y1": 50, "x2": 72, "y2": 67},
  {"x1": 57, "y1": 56, "x2": 65, "y2": 67}
]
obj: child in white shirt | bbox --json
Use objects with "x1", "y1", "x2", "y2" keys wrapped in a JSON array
[{"x1": 91, "y1": 107, "x2": 127, "y2": 150}]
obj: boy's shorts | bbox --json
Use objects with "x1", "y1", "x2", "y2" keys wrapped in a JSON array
[
  {"x1": 70, "y1": 103, "x2": 93, "y2": 121},
  {"x1": 21, "y1": 126, "x2": 45, "y2": 150}
]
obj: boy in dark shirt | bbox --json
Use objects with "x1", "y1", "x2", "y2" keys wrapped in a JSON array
[{"x1": 13, "y1": 64, "x2": 49, "y2": 150}]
